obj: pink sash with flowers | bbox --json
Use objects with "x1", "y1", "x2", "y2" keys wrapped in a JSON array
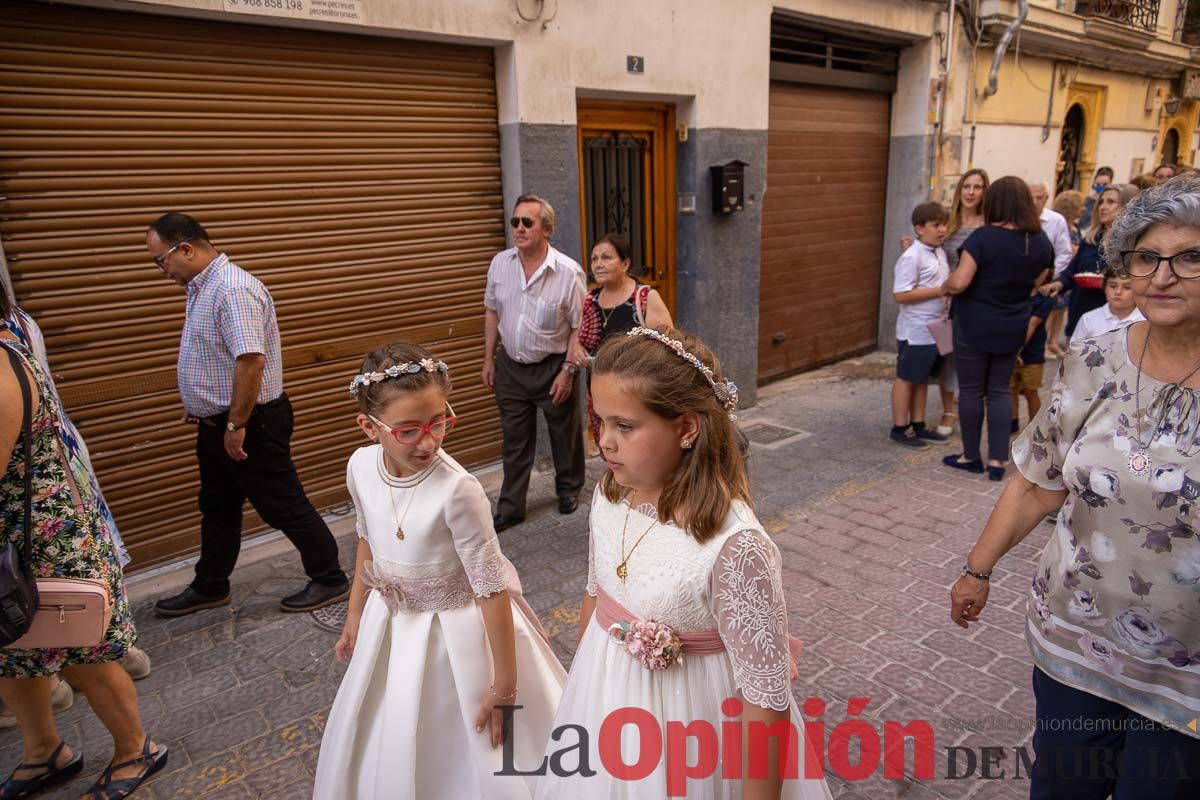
[{"x1": 594, "y1": 585, "x2": 803, "y2": 678}]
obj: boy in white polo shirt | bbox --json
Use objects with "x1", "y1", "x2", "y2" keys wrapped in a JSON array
[
  {"x1": 1070, "y1": 266, "x2": 1145, "y2": 343},
  {"x1": 891, "y1": 201, "x2": 952, "y2": 448}
]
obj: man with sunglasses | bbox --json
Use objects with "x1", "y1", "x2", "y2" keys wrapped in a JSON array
[
  {"x1": 483, "y1": 194, "x2": 588, "y2": 531},
  {"x1": 146, "y1": 213, "x2": 349, "y2": 616}
]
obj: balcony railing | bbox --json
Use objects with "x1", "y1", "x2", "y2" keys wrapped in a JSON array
[{"x1": 1074, "y1": 0, "x2": 1161, "y2": 32}]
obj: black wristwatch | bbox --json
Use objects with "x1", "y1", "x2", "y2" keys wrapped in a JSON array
[{"x1": 962, "y1": 564, "x2": 992, "y2": 581}]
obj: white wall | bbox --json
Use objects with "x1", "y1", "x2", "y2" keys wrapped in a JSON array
[
  {"x1": 970, "y1": 123, "x2": 1061, "y2": 184},
  {"x1": 1096, "y1": 129, "x2": 1159, "y2": 180},
  {"x1": 966, "y1": 122, "x2": 1161, "y2": 194}
]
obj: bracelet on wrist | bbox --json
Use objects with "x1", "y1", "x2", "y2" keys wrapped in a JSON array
[
  {"x1": 962, "y1": 564, "x2": 992, "y2": 581},
  {"x1": 488, "y1": 686, "x2": 518, "y2": 701}
]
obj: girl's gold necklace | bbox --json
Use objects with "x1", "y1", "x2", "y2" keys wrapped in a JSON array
[
  {"x1": 389, "y1": 486, "x2": 416, "y2": 541},
  {"x1": 616, "y1": 492, "x2": 658, "y2": 583}
]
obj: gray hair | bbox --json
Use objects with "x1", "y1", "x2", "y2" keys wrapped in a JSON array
[
  {"x1": 1104, "y1": 175, "x2": 1200, "y2": 271},
  {"x1": 514, "y1": 193, "x2": 556, "y2": 236},
  {"x1": 1027, "y1": 179, "x2": 1049, "y2": 192}
]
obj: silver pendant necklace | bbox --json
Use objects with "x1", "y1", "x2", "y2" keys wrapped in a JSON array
[{"x1": 1129, "y1": 331, "x2": 1200, "y2": 476}]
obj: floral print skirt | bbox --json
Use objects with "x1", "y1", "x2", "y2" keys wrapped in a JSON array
[{"x1": 0, "y1": 510, "x2": 136, "y2": 678}]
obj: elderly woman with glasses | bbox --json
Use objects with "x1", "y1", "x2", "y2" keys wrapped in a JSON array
[{"x1": 949, "y1": 175, "x2": 1200, "y2": 799}]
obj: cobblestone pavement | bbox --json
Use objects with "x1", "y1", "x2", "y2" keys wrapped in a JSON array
[{"x1": 2, "y1": 352, "x2": 1052, "y2": 799}]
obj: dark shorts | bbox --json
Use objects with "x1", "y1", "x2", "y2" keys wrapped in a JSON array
[{"x1": 896, "y1": 340, "x2": 943, "y2": 384}]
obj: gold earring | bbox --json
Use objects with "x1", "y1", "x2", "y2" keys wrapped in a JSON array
[{"x1": 682, "y1": 439, "x2": 691, "y2": 449}]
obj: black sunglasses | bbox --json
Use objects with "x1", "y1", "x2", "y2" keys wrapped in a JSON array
[{"x1": 509, "y1": 216, "x2": 537, "y2": 230}]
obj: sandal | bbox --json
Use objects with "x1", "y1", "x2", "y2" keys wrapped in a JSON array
[
  {"x1": 82, "y1": 738, "x2": 167, "y2": 800},
  {"x1": 936, "y1": 412, "x2": 958, "y2": 437},
  {"x1": 0, "y1": 740, "x2": 83, "y2": 799}
]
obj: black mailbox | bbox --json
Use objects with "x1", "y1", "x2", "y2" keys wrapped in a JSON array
[{"x1": 710, "y1": 160, "x2": 747, "y2": 214}]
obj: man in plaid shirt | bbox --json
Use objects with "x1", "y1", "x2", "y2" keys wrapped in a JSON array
[{"x1": 147, "y1": 213, "x2": 348, "y2": 616}]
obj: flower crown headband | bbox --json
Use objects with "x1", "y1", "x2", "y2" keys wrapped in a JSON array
[
  {"x1": 625, "y1": 327, "x2": 739, "y2": 418},
  {"x1": 349, "y1": 358, "x2": 448, "y2": 399}
]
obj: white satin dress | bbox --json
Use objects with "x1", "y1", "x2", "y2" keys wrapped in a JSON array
[
  {"x1": 313, "y1": 446, "x2": 567, "y2": 799},
  {"x1": 534, "y1": 489, "x2": 832, "y2": 799}
]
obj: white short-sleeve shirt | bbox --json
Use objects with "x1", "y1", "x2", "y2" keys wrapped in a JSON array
[
  {"x1": 483, "y1": 245, "x2": 586, "y2": 364},
  {"x1": 893, "y1": 242, "x2": 949, "y2": 346}
]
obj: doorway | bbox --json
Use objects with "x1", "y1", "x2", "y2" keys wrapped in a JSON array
[
  {"x1": 1057, "y1": 104, "x2": 1085, "y2": 195},
  {"x1": 1162, "y1": 127, "x2": 1181, "y2": 166},
  {"x1": 576, "y1": 101, "x2": 676, "y2": 312}
]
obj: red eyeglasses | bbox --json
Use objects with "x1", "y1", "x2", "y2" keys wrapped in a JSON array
[{"x1": 369, "y1": 404, "x2": 458, "y2": 445}]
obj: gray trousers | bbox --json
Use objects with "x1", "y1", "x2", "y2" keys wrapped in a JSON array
[{"x1": 493, "y1": 349, "x2": 585, "y2": 519}]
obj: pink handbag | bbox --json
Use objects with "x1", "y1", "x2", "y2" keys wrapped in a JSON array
[
  {"x1": 8, "y1": 577, "x2": 113, "y2": 649},
  {"x1": 927, "y1": 316, "x2": 954, "y2": 356}
]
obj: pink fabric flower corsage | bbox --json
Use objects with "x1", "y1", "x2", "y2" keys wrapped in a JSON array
[{"x1": 608, "y1": 619, "x2": 684, "y2": 670}]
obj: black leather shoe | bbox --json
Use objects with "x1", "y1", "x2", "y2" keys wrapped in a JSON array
[
  {"x1": 558, "y1": 496, "x2": 579, "y2": 514},
  {"x1": 280, "y1": 581, "x2": 350, "y2": 613},
  {"x1": 493, "y1": 514, "x2": 524, "y2": 532},
  {"x1": 154, "y1": 587, "x2": 230, "y2": 618}
]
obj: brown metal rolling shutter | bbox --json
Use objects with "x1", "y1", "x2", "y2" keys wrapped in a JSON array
[
  {"x1": 758, "y1": 82, "x2": 890, "y2": 382},
  {"x1": 0, "y1": 2, "x2": 506, "y2": 569}
]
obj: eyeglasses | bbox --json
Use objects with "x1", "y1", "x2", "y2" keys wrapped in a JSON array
[
  {"x1": 369, "y1": 404, "x2": 458, "y2": 445},
  {"x1": 153, "y1": 237, "x2": 195, "y2": 269},
  {"x1": 1120, "y1": 250, "x2": 1200, "y2": 280},
  {"x1": 509, "y1": 216, "x2": 536, "y2": 230}
]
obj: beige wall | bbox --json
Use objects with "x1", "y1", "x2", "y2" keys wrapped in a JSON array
[
  {"x1": 971, "y1": 54, "x2": 1161, "y2": 132},
  {"x1": 951, "y1": 44, "x2": 1177, "y2": 191}
]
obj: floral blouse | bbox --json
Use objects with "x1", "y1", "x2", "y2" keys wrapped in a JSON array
[{"x1": 1012, "y1": 326, "x2": 1200, "y2": 739}]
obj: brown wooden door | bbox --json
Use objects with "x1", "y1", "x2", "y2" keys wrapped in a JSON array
[
  {"x1": 576, "y1": 102, "x2": 676, "y2": 312},
  {"x1": 0, "y1": 1, "x2": 506, "y2": 569},
  {"x1": 758, "y1": 82, "x2": 890, "y2": 383}
]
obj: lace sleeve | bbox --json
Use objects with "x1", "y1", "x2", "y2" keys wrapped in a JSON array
[
  {"x1": 445, "y1": 474, "x2": 508, "y2": 597},
  {"x1": 585, "y1": 528, "x2": 598, "y2": 597},
  {"x1": 346, "y1": 458, "x2": 367, "y2": 540},
  {"x1": 710, "y1": 529, "x2": 792, "y2": 711},
  {"x1": 585, "y1": 486, "x2": 600, "y2": 595}
]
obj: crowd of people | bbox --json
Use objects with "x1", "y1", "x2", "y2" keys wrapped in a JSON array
[
  {"x1": 890, "y1": 164, "x2": 1185, "y2": 471},
  {"x1": 890, "y1": 168, "x2": 1200, "y2": 797},
  {"x1": 1, "y1": 166, "x2": 1198, "y2": 799}
]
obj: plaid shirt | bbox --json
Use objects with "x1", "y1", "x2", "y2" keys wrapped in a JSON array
[{"x1": 177, "y1": 254, "x2": 283, "y2": 417}]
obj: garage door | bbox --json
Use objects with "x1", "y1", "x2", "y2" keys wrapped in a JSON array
[
  {"x1": 0, "y1": 2, "x2": 506, "y2": 568},
  {"x1": 758, "y1": 82, "x2": 890, "y2": 382}
]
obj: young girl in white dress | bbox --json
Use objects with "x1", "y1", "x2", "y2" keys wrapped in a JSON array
[
  {"x1": 313, "y1": 343, "x2": 566, "y2": 800},
  {"x1": 535, "y1": 327, "x2": 832, "y2": 800}
]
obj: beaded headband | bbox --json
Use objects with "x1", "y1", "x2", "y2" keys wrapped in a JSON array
[
  {"x1": 349, "y1": 359, "x2": 448, "y2": 399},
  {"x1": 625, "y1": 327, "x2": 739, "y2": 418}
]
